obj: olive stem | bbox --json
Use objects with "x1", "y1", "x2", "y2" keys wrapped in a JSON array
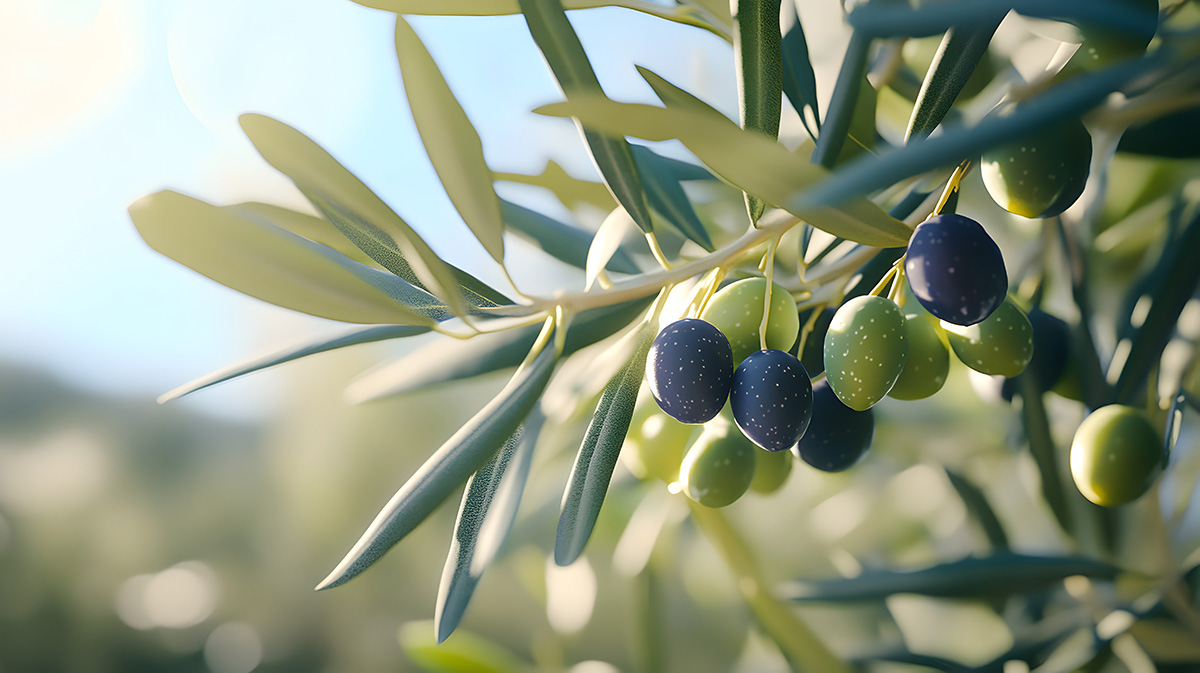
[
  {"x1": 794, "y1": 302, "x2": 827, "y2": 362},
  {"x1": 932, "y1": 159, "x2": 971, "y2": 216},
  {"x1": 645, "y1": 232, "x2": 674, "y2": 270},
  {"x1": 759, "y1": 236, "x2": 780, "y2": 352}
]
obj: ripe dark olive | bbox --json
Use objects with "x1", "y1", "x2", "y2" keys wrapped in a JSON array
[
  {"x1": 646, "y1": 318, "x2": 734, "y2": 424},
  {"x1": 888, "y1": 310, "x2": 950, "y2": 401},
  {"x1": 680, "y1": 417, "x2": 757, "y2": 508},
  {"x1": 700, "y1": 278, "x2": 800, "y2": 365},
  {"x1": 1001, "y1": 308, "x2": 1071, "y2": 400},
  {"x1": 824, "y1": 296, "x2": 909, "y2": 411},
  {"x1": 982, "y1": 118, "x2": 1092, "y2": 219},
  {"x1": 943, "y1": 297, "x2": 1034, "y2": 377},
  {"x1": 792, "y1": 380, "x2": 874, "y2": 473},
  {"x1": 1070, "y1": 404, "x2": 1162, "y2": 506},
  {"x1": 730, "y1": 349, "x2": 814, "y2": 452},
  {"x1": 796, "y1": 307, "x2": 835, "y2": 376},
  {"x1": 905, "y1": 214, "x2": 1008, "y2": 326},
  {"x1": 750, "y1": 447, "x2": 794, "y2": 494}
]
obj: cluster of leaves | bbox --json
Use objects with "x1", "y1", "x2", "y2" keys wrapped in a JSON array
[{"x1": 131, "y1": 0, "x2": 1200, "y2": 669}]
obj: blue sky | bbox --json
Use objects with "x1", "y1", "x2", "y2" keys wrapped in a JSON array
[{"x1": 0, "y1": 0, "x2": 734, "y2": 419}]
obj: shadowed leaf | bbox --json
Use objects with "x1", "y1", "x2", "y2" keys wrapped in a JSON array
[
  {"x1": 499, "y1": 199, "x2": 639, "y2": 274},
  {"x1": 781, "y1": 4, "x2": 819, "y2": 138},
  {"x1": 631, "y1": 145, "x2": 714, "y2": 251}
]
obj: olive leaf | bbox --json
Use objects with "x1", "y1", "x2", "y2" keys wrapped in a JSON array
[
  {"x1": 630, "y1": 145, "x2": 715, "y2": 251},
  {"x1": 811, "y1": 32, "x2": 869, "y2": 169},
  {"x1": 499, "y1": 199, "x2": 639, "y2": 275},
  {"x1": 159, "y1": 324, "x2": 431, "y2": 404},
  {"x1": 436, "y1": 413, "x2": 540, "y2": 642},
  {"x1": 585, "y1": 207, "x2": 637, "y2": 291},
  {"x1": 227, "y1": 202, "x2": 378, "y2": 268},
  {"x1": 395, "y1": 17, "x2": 506, "y2": 263},
  {"x1": 781, "y1": 4, "x2": 819, "y2": 139},
  {"x1": 905, "y1": 20, "x2": 1004, "y2": 142},
  {"x1": 239, "y1": 113, "x2": 470, "y2": 318},
  {"x1": 784, "y1": 554, "x2": 1121, "y2": 602},
  {"x1": 555, "y1": 326, "x2": 653, "y2": 566},
  {"x1": 943, "y1": 467, "x2": 1009, "y2": 551},
  {"x1": 494, "y1": 160, "x2": 616, "y2": 213},
  {"x1": 518, "y1": 0, "x2": 656, "y2": 235},
  {"x1": 733, "y1": 0, "x2": 783, "y2": 223},
  {"x1": 845, "y1": 0, "x2": 1158, "y2": 39},
  {"x1": 129, "y1": 191, "x2": 443, "y2": 326},
  {"x1": 316, "y1": 323, "x2": 559, "y2": 590}
]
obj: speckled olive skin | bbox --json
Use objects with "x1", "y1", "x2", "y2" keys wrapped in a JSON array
[
  {"x1": 647, "y1": 319, "x2": 734, "y2": 424},
  {"x1": 905, "y1": 214, "x2": 1008, "y2": 326},
  {"x1": 700, "y1": 278, "x2": 800, "y2": 365},
  {"x1": 730, "y1": 350, "x2": 813, "y2": 452},
  {"x1": 982, "y1": 120, "x2": 1092, "y2": 219},
  {"x1": 888, "y1": 310, "x2": 950, "y2": 401},
  {"x1": 1070, "y1": 404, "x2": 1162, "y2": 506},
  {"x1": 942, "y1": 297, "x2": 1034, "y2": 377},
  {"x1": 793, "y1": 380, "x2": 874, "y2": 472},
  {"x1": 680, "y1": 418, "x2": 757, "y2": 508},
  {"x1": 750, "y1": 446, "x2": 794, "y2": 494},
  {"x1": 823, "y1": 296, "x2": 909, "y2": 411}
]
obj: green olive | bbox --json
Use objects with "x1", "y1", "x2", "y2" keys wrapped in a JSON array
[
  {"x1": 981, "y1": 118, "x2": 1092, "y2": 219},
  {"x1": 621, "y1": 390, "x2": 695, "y2": 483},
  {"x1": 888, "y1": 310, "x2": 950, "y2": 401},
  {"x1": 1070, "y1": 404, "x2": 1163, "y2": 506},
  {"x1": 1069, "y1": 0, "x2": 1158, "y2": 72},
  {"x1": 942, "y1": 297, "x2": 1034, "y2": 377},
  {"x1": 824, "y1": 296, "x2": 909, "y2": 411},
  {"x1": 679, "y1": 417, "x2": 757, "y2": 508},
  {"x1": 700, "y1": 278, "x2": 800, "y2": 364},
  {"x1": 749, "y1": 446, "x2": 793, "y2": 495}
]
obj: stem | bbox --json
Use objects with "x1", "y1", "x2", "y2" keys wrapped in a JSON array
[
  {"x1": 687, "y1": 501, "x2": 850, "y2": 673},
  {"x1": 760, "y1": 237, "x2": 779, "y2": 351},
  {"x1": 646, "y1": 232, "x2": 674, "y2": 270},
  {"x1": 932, "y1": 160, "x2": 971, "y2": 216}
]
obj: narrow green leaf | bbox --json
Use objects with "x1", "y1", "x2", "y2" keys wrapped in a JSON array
[
  {"x1": 494, "y1": 160, "x2": 615, "y2": 213},
  {"x1": 630, "y1": 145, "x2": 714, "y2": 251},
  {"x1": 783, "y1": 554, "x2": 1122, "y2": 602},
  {"x1": 943, "y1": 467, "x2": 1010, "y2": 551},
  {"x1": 555, "y1": 327, "x2": 652, "y2": 566},
  {"x1": 228, "y1": 202, "x2": 377, "y2": 267},
  {"x1": 346, "y1": 297, "x2": 655, "y2": 403},
  {"x1": 846, "y1": 0, "x2": 1158, "y2": 39},
  {"x1": 499, "y1": 199, "x2": 639, "y2": 274},
  {"x1": 315, "y1": 326, "x2": 559, "y2": 590},
  {"x1": 239, "y1": 113, "x2": 469, "y2": 318},
  {"x1": 734, "y1": 0, "x2": 783, "y2": 223},
  {"x1": 399, "y1": 621, "x2": 526, "y2": 673},
  {"x1": 634, "y1": 148, "x2": 717, "y2": 182},
  {"x1": 849, "y1": 648, "x2": 962, "y2": 672},
  {"x1": 159, "y1": 324, "x2": 430, "y2": 404},
  {"x1": 535, "y1": 89, "x2": 912, "y2": 247},
  {"x1": 436, "y1": 416, "x2": 538, "y2": 642},
  {"x1": 905, "y1": 21, "x2": 1003, "y2": 142},
  {"x1": 1115, "y1": 207, "x2": 1200, "y2": 404},
  {"x1": 780, "y1": 4, "x2": 819, "y2": 139},
  {"x1": 789, "y1": 56, "x2": 1162, "y2": 211},
  {"x1": 1017, "y1": 374, "x2": 1075, "y2": 536},
  {"x1": 395, "y1": 17, "x2": 506, "y2": 263},
  {"x1": 811, "y1": 31, "x2": 869, "y2": 169},
  {"x1": 129, "y1": 191, "x2": 441, "y2": 325},
  {"x1": 518, "y1": 0, "x2": 656, "y2": 235}
]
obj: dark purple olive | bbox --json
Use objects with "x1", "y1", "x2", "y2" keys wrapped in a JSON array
[
  {"x1": 646, "y1": 319, "x2": 734, "y2": 424},
  {"x1": 1001, "y1": 308, "x2": 1071, "y2": 401},
  {"x1": 905, "y1": 214, "x2": 1008, "y2": 326},
  {"x1": 796, "y1": 307, "x2": 835, "y2": 376},
  {"x1": 792, "y1": 380, "x2": 874, "y2": 472},
  {"x1": 730, "y1": 350, "x2": 813, "y2": 452}
]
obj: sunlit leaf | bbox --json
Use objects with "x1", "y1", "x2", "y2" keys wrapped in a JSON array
[
  {"x1": 239, "y1": 113, "x2": 469, "y2": 318},
  {"x1": 555, "y1": 326, "x2": 652, "y2": 566},
  {"x1": 783, "y1": 554, "x2": 1121, "y2": 602},
  {"x1": 399, "y1": 621, "x2": 526, "y2": 673},
  {"x1": 316, "y1": 323, "x2": 559, "y2": 590},
  {"x1": 905, "y1": 21, "x2": 1003, "y2": 142},
  {"x1": 228, "y1": 202, "x2": 377, "y2": 267},
  {"x1": 159, "y1": 324, "x2": 430, "y2": 404},
  {"x1": 395, "y1": 17, "x2": 505, "y2": 263},
  {"x1": 494, "y1": 160, "x2": 615, "y2": 213},
  {"x1": 436, "y1": 414, "x2": 539, "y2": 642},
  {"x1": 129, "y1": 191, "x2": 441, "y2": 325},
  {"x1": 734, "y1": 0, "x2": 783, "y2": 223},
  {"x1": 345, "y1": 297, "x2": 655, "y2": 403},
  {"x1": 586, "y1": 207, "x2": 636, "y2": 291},
  {"x1": 499, "y1": 199, "x2": 639, "y2": 275},
  {"x1": 519, "y1": 0, "x2": 656, "y2": 234}
]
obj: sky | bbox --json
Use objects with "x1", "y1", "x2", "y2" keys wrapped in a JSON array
[{"x1": 0, "y1": 0, "x2": 740, "y2": 420}]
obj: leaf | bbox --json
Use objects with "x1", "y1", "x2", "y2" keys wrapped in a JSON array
[
  {"x1": 633, "y1": 147, "x2": 717, "y2": 182},
  {"x1": 518, "y1": 0, "x2": 656, "y2": 235},
  {"x1": 499, "y1": 199, "x2": 639, "y2": 275},
  {"x1": 1114, "y1": 207, "x2": 1200, "y2": 403},
  {"x1": 395, "y1": 17, "x2": 505, "y2": 263},
  {"x1": 228, "y1": 202, "x2": 377, "y2": 267},
  {"x1": 630, "y1": 145, "x2": 714, "y2": 251},
  {"x1": 535, "y1": 88, "x2": 912, "y2": 247},
  {"x1": 159, "y1": 324, "x2": 430, "y2": 404},
  {"x1": 239, "y1": 113, "x2": 469, "y2": 318},
  {"x1": 315, "y1": 324, "x2": 559, "y2": 590},
  {"x1": 783, "y1": 554, "x2": 1121, "y2": 602},
  {"x1": 586, "y1": 207, "x2": 636, "y2": 291},
  {"x1": 943, "y1": 467, "x2": 1009, "y2": 551},
  {"x1": 845, "y1": 0, "x2": 1158, "y2": 39},
  {"x1": 555, "y1": 326, "x2": 652, "y2": 566},
  {"x1": 494, "y1": 160, "x2": 615, "y2": 213},
  {"x1": 734, "y1": 0, "x2": 783, "y2": 223},
  {"x1": 905, "y1": 20, "x2": 1004, "y2": 142},
  {"x1": 399, "y1": 621, "x2": 526, "y2": 673},
  {"x1": 345, "y1": 297, "x2": 655, "y2": 403},
  {"x1": 436, "y1": 415, "x2": 540, "y2": 642},
  {"x1": 811, "y1": 32, "x2": 869, "y2": 169},
  {"x1": 129, "y1": 191, "x2": 442, "y2": 325},
  {"x1": 1017, "y1": 373, "x2": 1075, "y2": 536},
  {"x1": 781, "y1": 4, "x2": 819, "y2": 138},
  {"x1": 788, "y1": 56, "x2": 1162, "y2": 212}
]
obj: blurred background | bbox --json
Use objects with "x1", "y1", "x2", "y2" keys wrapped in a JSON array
[{"x1": 3, "y1": 1, "x2": 1200, "y2": 672}]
